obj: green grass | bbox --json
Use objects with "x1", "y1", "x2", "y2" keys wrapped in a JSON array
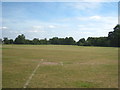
[{"x1": 2, "y1": 45, "x2": 118, "y2": 88}]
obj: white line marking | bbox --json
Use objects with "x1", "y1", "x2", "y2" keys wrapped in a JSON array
[{"x1": 23, "y1": 59, "x2": 43, "y2": 88}]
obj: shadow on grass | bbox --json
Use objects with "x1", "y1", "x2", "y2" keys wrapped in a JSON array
[{"x1": 72, "y1": 81, "x2": 99, "y2": 88}]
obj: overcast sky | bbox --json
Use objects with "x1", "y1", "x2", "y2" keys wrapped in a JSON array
[{"x1": 1, "y1": 1, "x2": 118, "y2": 41}]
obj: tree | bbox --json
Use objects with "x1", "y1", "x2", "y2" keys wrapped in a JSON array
[
  {"x1": 3, "y1": 37, "x2": 10, "y2": 44},
  {"x1": 68, "y1": 37, "x2": 76, "y2": 45},
  {"x1": 3, "y1": 25, "x2": 120, "y2": 47},
  {"x1": 40, "y1": 38, "x2": 48, "y2": 44},
  {"x1": 64, "y1": 37, "x2": 76, "y2": 45},
  {"x1": 108, "y1": 24, "x2": 120, "y2": 47},
  {"x1": 96, "y1": 37, "x2": 110, "y2": 47},
  {"x1": 85, "y1": 37, "x2": 110, "y2": 47},
  {"x1": 49, "y1": 37, "x2": 59, "y2": 45},
  {"x1": 77, "y1": 38, "x2": 85, "y2": 46},
  {"x1": 58, "y1": 38, "x2": 65, "y2": 45},
  {"x1": 0, "y1": 39, "x2": 2, "y2": 44},
  {"x1": 14, "y1": 34, "x2": 26, "y2": 44},
  {"x1": 86, "y1": 37, "x2": 95, "y2": 46},
  {"x1": 9, "y1": 39, "x2": 14, "y2": 44},
  {"x1": 25, "y1": 39, "x2": 32, "y2": 44},
  {"x1": 32, "y1": 38, "x2": 40, "y2": 45}
]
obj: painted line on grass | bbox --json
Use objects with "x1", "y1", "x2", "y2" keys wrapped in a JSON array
[{"x1": 23, "y1": 59, "x2": 43, "y2": 88}]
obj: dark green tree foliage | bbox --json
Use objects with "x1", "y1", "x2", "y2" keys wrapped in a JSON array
[
  {"x1": 86, "y1": 37, "x2": 95, "y2": 46},
  {"x1": 9, "y1": 39, "x2": 14, "y2": 44},
  {"x1": 14, "y1": 34, "x2": 26, "y2": 44},
  {"x1": 57, "y1": 38, "x2": 65, "y2": 45},
  {"x1": 2, "y1": 24, "x2": 120, "y2": 47},
  {"x1": 0, "y1": 39, "x2": 2, "y2": 44},
  {"x1": 77, "y1": 38, "x2": 85, "y2": 46},
  {"x1": 3, "y1": 37, "x2": 10, "y2": 44},
  {"x1": 108, "y1": 24, "x2": 120, "y2": 47},
  {"x1": 3, "y1": 38, "x2": 14, "y2": 44},
  {"x1": 49, "y1": 37, "x2": 59, "y2": 44},
  {"x1": 32, "y1": 38, "x2": 40, "y2": 45},
  {"x1": 85, "y1": 37, "x2": 110, "y2": 47},
  {"x1": 25, "y1": 39, "x2": 32, "y2": 44},
  {"x1": 49, "y1": 37, "x2": 76, "y2": 45},
  {"x1": 64, "y1": 37, "x2": 76, "y2": 45},
  {"x1": 96, "y1": 37, "x2": 110, "y2": 47},
  {"x1": 40, "y1": 38, "x2": 48, "y2": 44}
]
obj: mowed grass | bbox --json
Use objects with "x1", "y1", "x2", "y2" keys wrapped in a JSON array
[{"x1": 2, "y1": 45, "x2": 118, "y2": 88}]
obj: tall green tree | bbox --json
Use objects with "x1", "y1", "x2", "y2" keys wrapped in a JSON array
[
  {"x1": 40, "y1": 38, "x2": 48, "y2": 44},
  {"x1": 9, "y1": 39, "x2": 14, "y2": 44},
  {"x1": 3, "y1": 37, "x2": 10, "y2": 44},
  {"x1": 108, "y1": 24, "x2": 120, "y2": 47},
  {"x1": 32, "y1": 38, "x2": 40, "y2": 45},
  {"x1": 49, "y1": 37, "x2": 59, "y2": 44},
  {"x1": 14, "y1": 34, "x2": 26, "y2": 44},
  {"x1": 77, "y1": 38, "x2": 85, "y2": 46},
  {"x1": 25, "y1": 39, "x2": 32, "y2": 44},
  {"x1": 64, "y1": 37, "x2": 76, "y2": 45}
]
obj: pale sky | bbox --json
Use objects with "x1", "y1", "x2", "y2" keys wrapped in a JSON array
[{"x1": 1, "y1": 1, "x2": 118, "y2": 41}]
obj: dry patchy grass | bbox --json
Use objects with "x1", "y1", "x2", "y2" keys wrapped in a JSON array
[{"x1": 2, "y1": 45, "x2": 118, "y2": 88}]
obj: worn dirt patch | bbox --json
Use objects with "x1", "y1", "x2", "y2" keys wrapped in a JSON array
[{"x1": 41, "y1": 62, "x2": 59, "y2": 65}]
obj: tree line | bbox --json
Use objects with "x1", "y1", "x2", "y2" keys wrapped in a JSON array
[{"x1": 2, "y1": 24, "x2": 120, "y2": 47}]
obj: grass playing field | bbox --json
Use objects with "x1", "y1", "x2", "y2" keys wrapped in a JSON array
[{"x1": 2, "y1": 45, "x2": 118, "y2": 88}]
